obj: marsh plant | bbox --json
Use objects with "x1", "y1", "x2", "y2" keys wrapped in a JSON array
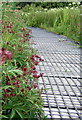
[{"x1": 22, "y1": 3, "x2": 80, "y2": 44}]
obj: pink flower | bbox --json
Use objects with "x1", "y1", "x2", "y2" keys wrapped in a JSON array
[
  {"x1": 25, "y1": 82, "x2": 28, "y2": 84},
  {"x1": 20, "y1": 28, "x2": 26, "y2": 31},
  {"x1": 11, "y1": 44, "x2": 14, "y2": 47},
  {"x1": 4, "y1": 94, "x2": 10, "y2": 97},
  {"x1": 24, "y1": 33, "x2": 29, "y2": 37},
  {"x1": 33, "y1": 84, "x2": 38, "y2": 88},
  {"x1": 33, "y1": 74, "x2": 40, "y2": 78},
  {"x1": 18, "y1": 48, "x2": 22, "y2": 51},
  {"x1": 11, "y1": 94, "x2": 16, "y2": 96},
  {"x1": 39, "y1": 73, "x2": 44, "y2": 77},
  {"x1": 13, "y1": 80, "x2": 19, "y2": 85},
  {"x1": 8, "y1": 29, "x2": 14, "y2": 33},
  {"x1": 6, "y1": 42, "x2": 10, "y2": 45},
  {"x1": 11, "y1": 76, "x2": 15, "y2": 80},
  {"x1": 21, "y1": 88, "x2": 24, "y2": 92},
  {"x1": 0, "y1": 48, "x2": 12, "y2": 60},
  {"x1": 17, "y1": 75, "x2": 21, "y2": 78},
  {"x1": 31, "y1": 70, "x2": 38, "y2": 74},
  {"x1": 34, "y1": 61, "x2": 39, "y2": 65},
  {"x1": 7, "y1": 24, "x2": 12, "y2": 28},
  {"x1": 5, "y1": 51, "x2": 12, "y2": 59},
  {"x1": 34, "y1": 55, "x2": 40, "y2": 58},
  {"x1": 31, "y1": 66, "x2": 36, "y2": 70},
  {"x1": 7, "y1": 26, "x2": 12, "y2": 28},
  {"x1": 1, "y1": 47, "x2": 5, "y2": 52},
  {"x1": 22, "y1": 68, "x2": 27, "y2": 72},
  {"x1": 6, "y1": 76, "x2": 10, "y2": 80},
  {"x1": 4, "y1": 89, "x2": 10, "y2": 93},
  {"x1": 6, "y1": 81, "x2": 10, "y2": 85},
  {"x1": 30, "y1": 57, "x2": 35, "y2": 62},
  {"x1": 1, "y1": 31, "x2": 4, "y2": 33},
  {"x1": 27, "y1": 87, "x2": 32, "y2": 90},
  {"x1": 25, "y1": 80, "x2": 28, "y2": 84},
  {"x1": 13, "y1": 82, "x2": 17, "y2": 85},
  {"x1": 17, "y1": 85, "x2": 20, "y2": 88},
  {"x1": 39, "y1": 58, "x2": 44, "y2": 61}
]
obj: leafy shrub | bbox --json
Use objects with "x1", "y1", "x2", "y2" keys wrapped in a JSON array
[{"x1": 1, "y1": 3, "x2": 45, "y2": 119}]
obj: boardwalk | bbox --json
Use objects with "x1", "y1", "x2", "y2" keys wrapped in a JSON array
[{"x1": 30, "y1": 27, "x2": 81, "y2": 119}]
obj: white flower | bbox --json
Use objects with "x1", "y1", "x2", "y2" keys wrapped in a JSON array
[
  {"x1": 72, "y1": 2, "x2": 76, "y2": 5},
  {"x1": 27, "y1": 13, "x2": 30, "y2": 15},
  {"x1": 69, "y1": 3, "x2": 72, "y2": 6},
  {"x1": 76, "y1": 7, "x2": 79, "y2": 9},
  {"x1": 50, "y1": 8, "x2": 55, "y2": 11},
  {"x1": 44, "y1": 8, "x2": 47, "y2": 11},
  {"x1": 65, "y1": 7, "x2": 68, "y2": 9},
  {"x1": 60, "y1": 8, "x2": 63, "y2": 10},
  {"x1": 70, "y1": 7, "x2": 74, "y2": 9},
  {"x1": 77, "y1": 2, "x2": 80, "y2": 5}
]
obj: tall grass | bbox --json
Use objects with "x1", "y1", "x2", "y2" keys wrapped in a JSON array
[{"x1": 22, "y1": 5, "x2": 80, "y2": 44}]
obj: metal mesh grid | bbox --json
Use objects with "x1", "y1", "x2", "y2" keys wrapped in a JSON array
[
  {"x1": 37, "y1": 52, "x2": 80, "y2": 77},
  {"x1": 38, "y1": 76, "x2": 81, "y2": 119},
  {"x1": 30, "y1": 27, "x2": 82, "y2": 119}
]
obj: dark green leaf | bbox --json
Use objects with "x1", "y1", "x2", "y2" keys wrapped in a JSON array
[
  {"x1": 2, "y1": 85, "x2": 13, "y2": 89},
  {"x1": 15, "y1": 109, "x2": 23, "y2": 119},
  {"x1": 1, "y1": 115, "x2": 8, "y2": 118},
  {"x1": 10, "y1": 109, "x2": 15, "y2": 119}
]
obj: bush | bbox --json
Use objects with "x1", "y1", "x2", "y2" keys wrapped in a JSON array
[
  {"x1": 21, "y1": 3, "x2": 80, "y2": 44},
  {"x1": 1, "y1": 3, "x2": 45, "y2": 119}
]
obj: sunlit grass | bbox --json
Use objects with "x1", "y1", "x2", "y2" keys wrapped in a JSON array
[{"x1": 22, "y1": 5, "x2": 80, "y2": 44}]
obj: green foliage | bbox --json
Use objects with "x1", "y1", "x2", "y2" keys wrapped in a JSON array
[
  {"x1": 22, "y1": 3, "x2": 80, "y2": 44},
  {"x1": 1, "y1": 3, "x2": 45, "y2": 119},
  {"x1": 16, "y1": 2, "x2": 81, "y2": 9}
]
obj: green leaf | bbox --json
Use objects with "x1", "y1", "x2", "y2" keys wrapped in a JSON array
[
  {"x1": 10, "y1": 109, "x2": 15, "y2": 119},
  {"x1": 15, "y1": 109, "x2": 23, "y2": 119},
  {"x1": 2, "y1": 71, "x2": 6, "y2": 74},
  {"x1": 13, "y1": 103, "x2": 23, "y2": 107},
  {"x1": 17, "y1": 107, "x2": 26, "y2": 112},
  {"x1": 26, "y1": 99, "x2": 34, "y2": 104},
  {"x1": 8, "y1": 71, "x2": 16, "y2": 77},
  {"x1": 35, "y1": 104, "x2": 40, "y2": 109},
  {"x1": 8, "y1": 69, "x2": 23, "y2": 77},
  {"x1": 1, "y1": 115, "x2": 8, "y2": 118},
  {"x1": 2, "y1": 85, "x2": 13, "y2": 89},
  {"x1": 3, "y1": 105, "x2": 12, "y2": 109}
]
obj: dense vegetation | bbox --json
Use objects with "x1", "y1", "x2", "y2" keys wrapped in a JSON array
[
  {"x1": 16, "y1": 2, "x2": 81, "y2": 9},
  {"x1": 21, "y1": 2, "x2": 80, "y2": 44},
  {"x1": 1, "y1": 2, "x2": 81, "y2": 119},
  {"x1": 1, "y1": 3, "x2": 45, "y2": 119}
]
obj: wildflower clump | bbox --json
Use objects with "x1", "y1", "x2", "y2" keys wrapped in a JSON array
[{"x1": 1, "y1": 3, "x2": 45, "y2": 119}]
